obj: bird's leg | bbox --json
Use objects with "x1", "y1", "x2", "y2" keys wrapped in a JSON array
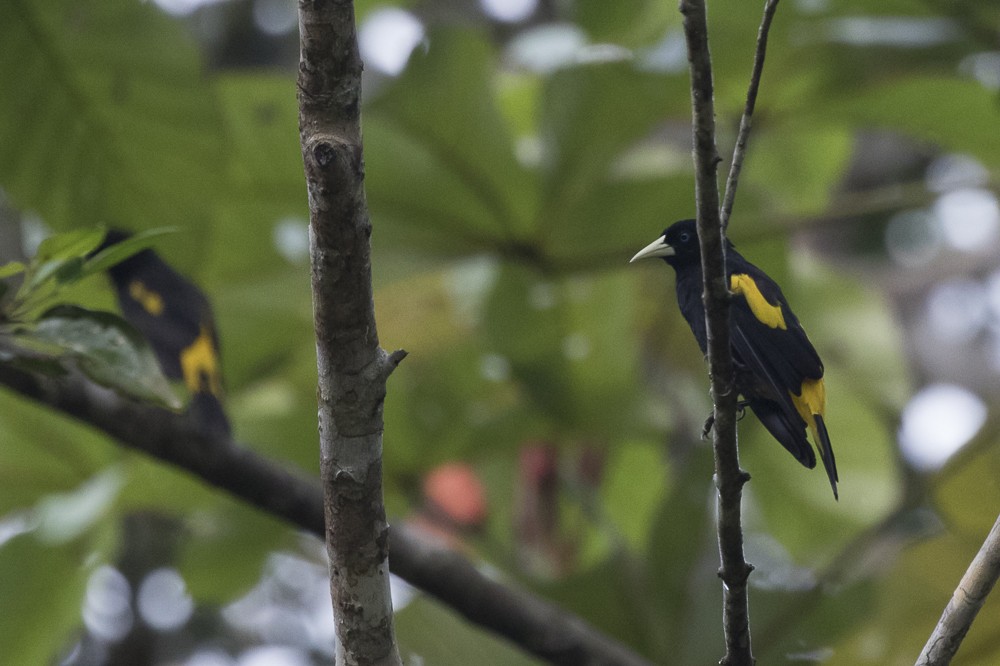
[
  {"x1": 701, "y1": 400, "x2": 750, "y2": 439},
  {"x1": 701, "y1": 413, "x2": 715, "y2": 440}
]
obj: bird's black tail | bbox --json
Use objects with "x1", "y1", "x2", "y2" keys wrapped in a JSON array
[
  {"x1": 748, "y1": 399, "x2": 816, "y2": 470},
  {"x1": 813, "y1": 414, "x2": 838, "y2": 500}
]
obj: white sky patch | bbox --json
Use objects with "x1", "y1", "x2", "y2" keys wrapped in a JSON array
[
  {"x1": 988, "y1": 269, "x2": 1000, "y2": 319},
  {"x1": 390, "y1": 575, "x2": 417, "y2": 611},
  {"x1": 825, "y1": 17, "x2": 961, "y2": 48},
  {"x1": 153, "y1": 0, "x2": 225, "y2": 17},
  {"x1": 185, "y1": 650, "x2": 236, "y2": 666},
  {"x1": 138, "y1": 568, "x2": 195, "y2": 631},
  {"x1": 506, "y1": 23, "x2": 588, "y2": 73},
  {"x1": 253, "y1": 0, "x2": 297, "y2": 36},
  {"x1": 273, "y1": 217, "x2": 310, "y2": 264},
  {"x1": 358, "y1": 8, "x2": 425, "y2": 76},
  {"x1": 224, "y1": 552, "x2": 336, "y2": 657},
  {"x1": 638, "y1": 31, "x2": 688, "y2": 73},
  {"x1": 934, "y1": 188, "x2": 1000, "y2": 252},
  {"x1": 480, "y1": 0, "x2": 538, "y2": 23},
  {"x1": 83, "y1": 565, "x2": 134, "y2": 642},
  {"x1": 899, "y1": 383, "x2": 987, "y2": 471},
  {"x1": 925, "y1": 279, "x2": 989, "y2": 344},
  {"x1": 237, "y1": 646, "x2": 313, "y2": 666},
  {"x1": 960, "y1": 52, "x2": 1000, "y2": 91},
  {"x1": 885, "y1": 209, "x2": 941, "y2": 267},
  {"x1": 925, "y1": 154, "x2": 990, "y2": 193}
]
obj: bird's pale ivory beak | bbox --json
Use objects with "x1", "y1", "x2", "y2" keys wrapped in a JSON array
[{"x1": 629, "y1": 236, "x2": 676, "y2": 263}]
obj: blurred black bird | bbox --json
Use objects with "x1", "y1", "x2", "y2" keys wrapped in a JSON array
[
  {"x1": 98, "y1": 230, "x2": 230, "y2": 438},
  {"x1": 631, "y1": 219, "x2": 838, "y2": 499}
]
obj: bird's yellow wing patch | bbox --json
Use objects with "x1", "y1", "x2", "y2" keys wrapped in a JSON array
[
  {"x1": 730, "y1": 273, "x2": 787, "y2": 330},
  {"x1": 127, "y1": 280, "x2": 165, "y2": 316},
  {"x1": 180, "y1": 324, "x2": 223, "y2": 396}
]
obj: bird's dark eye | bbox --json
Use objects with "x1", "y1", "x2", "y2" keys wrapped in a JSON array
[{"x1": 679, "y1": 232, "x2": 691, "y2": 243}]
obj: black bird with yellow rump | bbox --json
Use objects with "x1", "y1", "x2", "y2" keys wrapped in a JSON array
[
  {"x1": 631, "y1": 219, "x2": 838, "y2": 499},
  {"x1": 97, "y1": 230, "x2": 230, "y2": 438}
]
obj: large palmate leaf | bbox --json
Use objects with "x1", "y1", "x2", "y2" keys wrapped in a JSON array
[{"x1": 0, "y1": 0, "x2": 226, "y2": 231}]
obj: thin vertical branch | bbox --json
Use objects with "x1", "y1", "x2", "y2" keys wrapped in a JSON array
[
  {"x1": 297, "y1": 1, "x2": 405, "y2": 664},
  {"x1": 678, "y1": 0, "x2": 754, "y2": 663},
  {"x1": 720, "y1": 0, "x2": 780, "y2": 231},
  {"x1": 917, "y1": 513, "x2": 1000, "y2": 665}
]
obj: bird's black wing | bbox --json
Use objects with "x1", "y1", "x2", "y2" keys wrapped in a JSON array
[
  {"x1": 727, "y1": 257, "x2": 823, "y2": 387},
  {"x1": 726, "y1": 256, "x2": 824, "y2": 468}
]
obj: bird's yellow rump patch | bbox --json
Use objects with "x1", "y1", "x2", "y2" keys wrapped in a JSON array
[
  {"x1": 180, "y1": 325, "x2": 222, "y2": 396},
  {"x1": 730, "y1": 274, "x2": 787, "y2": 329},
  {"x1": 791, "y1": 377, "x2": 826, "y2": 435},
  {"x1": 128, "y1": 280, "x2": 164, "y2": 316}
]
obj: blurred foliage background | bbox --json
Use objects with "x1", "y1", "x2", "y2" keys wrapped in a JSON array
[{"x1": 1, "y1": 0, "x2": 1000, "y2": 664}]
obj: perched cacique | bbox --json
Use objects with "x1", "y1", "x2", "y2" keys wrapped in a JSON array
[
  {"x1": 631, "y1": 219, "x2": 838, "y2": 499},
  {"x1": 97, "y1": 230, "x2": 230, "y2": 438}
]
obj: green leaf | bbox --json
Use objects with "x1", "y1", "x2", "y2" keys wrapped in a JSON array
[
  {"x1": 367, "y1": 29, "x2": 537, "y2": 244},
  {"x1": 483, "y1": 266, "x2": 642, "y2": 435},
  {"x1": 601, "y1": 441, "x2": 667, "y2": 550},
  {"x1": 179, "y1": 503, "x2": 291, "y2": 602},
  {"x1": 396, "y1": 595, "x2": 543, "y2": 666},
  {"x1": 0, "y1": 388, "x2": 113, "y2": 516},
  {"x1": 743, "y1": 123, "x2": 854, "y2": 216},
  {"x1": 0, "y1": 260, "x2": 26, "y2": 279},
  {"x1": 0, "y1": 0, "x2": 226, "y2": 232},
  {"x1": 81, "y1": 226, "x2": 177, "y2": 277},
  {"x1": 22, "y1": 305, "x2": 181, "y2": 408},
  {"x1": 535, "y1": 62, "x2": 689, "y2": 258},
  {"x1": 483, "y1": 264, "x2": 576, "y2": 423},
  {"x1": 0, "y1": 533, "x2": 90, "y2": 665},
  {"x1": 0, "y1": 324, "x2": 69, "y2": 364},
  {"x1": 34, "y1": 228, "x2": 105, "y2": 263},
  {"x1": 34, "y1": 468, "x2": 124, "y2": 543},
  {"x1": 573, "y1": 0, "x2": 676, "y2": 46},
  {"x1": 821, "y1": 77, "x2": 1000, "y2": 168}
]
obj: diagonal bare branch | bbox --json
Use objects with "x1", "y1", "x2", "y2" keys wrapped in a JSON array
[
  {"x1": 917, "y1": 513, "x2": 1000, "y2": 665},
  {"x1": 0, "y1": 366, "x2": 652, "y2": 666}
]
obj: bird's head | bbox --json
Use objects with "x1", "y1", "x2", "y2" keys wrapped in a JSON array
[{"x1": 629, "y1": 219, "x2": 701, "y2": 268}]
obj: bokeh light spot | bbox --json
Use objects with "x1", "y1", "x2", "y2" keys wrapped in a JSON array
[
  {"x1": 925, "y1": 278, "x2": 989, "y2": 344},
  {"x1": 358, "y1": 9, "x2": 425, "y2": 76},
  {"x1": 138, "y1": 567, "x2": 195, "y2": 631},
  {"x1": 83, "y1": 565, "x2": 133, "y2": 642},
  {"x1": 480, "y1": 0, "x2": 537, "y2": 23},
  {"x1": 899, "y1": 383, "x2": 987, "y2": 471},
  {"x1": 935, "y1": 188, "x2": 1000, "y2": 252}
]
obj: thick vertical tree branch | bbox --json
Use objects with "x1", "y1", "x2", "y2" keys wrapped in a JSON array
[
  {"x1": 297, "y1": 2, "x2": 404, "y2": 664},
  {"x1": 917, "y1": 513, "x2": 1000, "y2": 665},
  {"x1": 720, "y1": 0, "x2": 780, "y2": 231},
  {"x1": 679, "y1": 0, "x2": 754, "y2": 664}
]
